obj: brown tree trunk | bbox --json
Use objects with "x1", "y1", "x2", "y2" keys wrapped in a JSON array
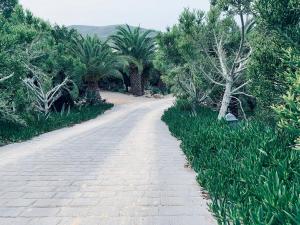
[
  {"x1": 86, "y1": 80, "x2": 101, "y2": 104},
  {"x1": 130, "y1": 65, "x2": 144, "y2": 96}
]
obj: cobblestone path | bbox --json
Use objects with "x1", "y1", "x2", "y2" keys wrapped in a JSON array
[{"x1": 0, "y1": 97, "x2": 216, "y2": 225}]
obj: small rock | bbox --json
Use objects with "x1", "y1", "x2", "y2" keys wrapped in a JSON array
[{"x1": 153, "y1": 94, "x2": 163, "y2": 99}]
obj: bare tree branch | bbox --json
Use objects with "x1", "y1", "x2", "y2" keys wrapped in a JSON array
[
  {"x1": 197, "y1": 42, "x2": 224, "y2": 75},
  {"x1": 197, "y1": 64, "x2": 226, "y2": 87},
  {"x1": 231, "y1": 80, "x2": 252, "y2": 94},
  {"x1": 230, "y1": 12, "x2": 246, "y2": 75},
  {"x1": 233, "y1": 92, "x2": 254, "y2": 98},
  {"x1": 23, "y1": 76, "x2": 69, "y2": 117},
  {"x1": 214, "y1": 32, "x2": 229, "y2": 80},
  {"x1": 0, "y1": 73, "x2": 14, "y2": 83}
]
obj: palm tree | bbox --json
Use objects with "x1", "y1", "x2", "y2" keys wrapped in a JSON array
[
  {"x1": 71, "y1": 35, "x2": 121, "y2": 103},
  {"x1": 111, "y1": 25, "x2": 156, "y2": 96}
]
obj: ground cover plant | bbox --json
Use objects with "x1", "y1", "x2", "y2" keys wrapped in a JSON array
[{"x1": 163, "y1": 102, "x2": 300, "y2": 224}]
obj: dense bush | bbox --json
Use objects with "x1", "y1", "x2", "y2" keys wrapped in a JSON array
[
  {"x1": 163, "y1": 103, "x2": 300, "y2": 224},
  {"x1": 248, "y1": 0, "x2": 300, "y2": 117},
  {"x1": 0, "y1": 103, "x2": 112, "y2": 145}
]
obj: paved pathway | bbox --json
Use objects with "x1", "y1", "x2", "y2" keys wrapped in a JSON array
[{"x1": 0, "y1": 94, "x2": 216, "y2": 225}]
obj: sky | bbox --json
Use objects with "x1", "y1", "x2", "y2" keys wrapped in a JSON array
[{"x1": 19, "y1": 0, "x2": 211, "y2": 31}]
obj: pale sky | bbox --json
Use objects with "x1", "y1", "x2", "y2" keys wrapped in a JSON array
[{"x1": 19, "y1": 0, "x2": 211, "y2": 31}]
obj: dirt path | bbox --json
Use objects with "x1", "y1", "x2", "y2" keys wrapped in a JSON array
[{"x1": 0, "y1": 92, "x2": 216, "y2": 225}]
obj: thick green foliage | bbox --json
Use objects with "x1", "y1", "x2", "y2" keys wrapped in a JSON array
[
  {"x1": 0, "y1": 5, "x2": 86, "y2": 124},
  {"x1": 0, "y1": 2, "x2": 122, "y2": 144},
  {"x1": 156, "y1": 9, "x2": 220, "y2": 105},
  {"x1": 71, "y1": 35, "x2": 121, "y2": 83},
  {"x1": 248, "y1": 0, "x2": 300, "y2": 115},
  {"x1": 0, "y1": 103, "x2": 113, "y2": 145},
  {"x1": 156, "y1": 8, "x2": 251, "y2": 116},
  {"x1": 111, "y1": 25, "x2": 156, "y2": 96},
  {"x1": 111, "y1": 25, "x2": 156, "y2": 72},
  {"x1": 163, "y1": 103, "x2": 300, "y2": 224},
  {"x1": 0, "y1": 0, "x2": 17, "y2": 18},
  {"x1": 273, "y1": 50, "x2": 300, "y2": 149},
  {"x1": 71, "y1": 34, "x2": 122, "y2": 102}
]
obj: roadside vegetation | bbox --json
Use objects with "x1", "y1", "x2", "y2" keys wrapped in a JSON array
[
  {"x1": 159, "y1": 0, "x2": 300, "y2": 224},
  {"x1": 0, "y1": 103, "x2": 112, "y2": 145},
  {"x1": 163, "y1": 103, "x2": 299, "y2": 224}
]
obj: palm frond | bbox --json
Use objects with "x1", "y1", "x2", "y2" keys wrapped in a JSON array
[
  {"x1": 110, "y1": 25, "x2": 156, "y2": 70},
  {"x1": 70, "y1": 35, "x2": 121, "y2": 82}
]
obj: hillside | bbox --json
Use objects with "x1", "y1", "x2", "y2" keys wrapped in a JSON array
[{"x1": 69, "y1": 25, "x2": 158, "y2": 40}]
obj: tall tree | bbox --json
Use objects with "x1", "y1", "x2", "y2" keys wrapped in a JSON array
[
  {"x1": 111, "y1": 25, "x2": 156, "y2": 96},
  {"x1": 156, "y1": 9, "x2": 218, "y2": 113},
  {"x1": 71, "y1": 35, "x2": 121, "y2": 103},
  {"x1": 200, "y1": 3, "x2": 254, "y2": 119}
]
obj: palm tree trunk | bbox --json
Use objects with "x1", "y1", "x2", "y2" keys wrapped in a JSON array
[
  {"x1": 130, "y1": 66, "x2": 144, "y2": 96},
  {"x1": 86, "y1": 80, "x2": 101, "y2": 104}
]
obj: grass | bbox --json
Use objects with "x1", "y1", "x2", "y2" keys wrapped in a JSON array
[
  {"x1": 162, "y1": 101, "x2": 300, "y2": 225},
  {"x1": 0, "y1": 103, "x2": 113, "y2": 145}
]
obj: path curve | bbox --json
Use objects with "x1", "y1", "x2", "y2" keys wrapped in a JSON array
[{"x1": 0, "y1": 92, "x2": 217, "y2": 225}]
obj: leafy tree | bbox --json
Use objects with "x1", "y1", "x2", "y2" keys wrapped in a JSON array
[
  {"x1": 0, "y1": 4, "x2": 86, "y2": 123},
  {"x1": 0, "y1": 73, "x2": 25, "y2": 124},
  {"x1": 0, "y1": 7, "x2": 36, "y2": 123},
  {"x1": 248, "y1": 0, "x2": 300, "y2": 116},
  {"x1": 156, "y1": 9, "x2": 218, "y2": 112},
  {"x1": 211, "y1": 0, "x2": 252, "y2": 14},
  {"x1": 157, "y1": 7, "x2": 253, "y2": 119},
  {"x1": 199, "y1": 3, "x2": 254, "y2": 120},
  {"x1": 111, "y1": 25, "x2": 156, "y2": 96},
  {"x1": 0, "y1": 0, "x2": 18, "y2": 18},
  {"x1": 21, "y1": 35, "x2": 71, "y2": 117},
  {"x1": 71, "y1": 35, "x2": 121, "y2": 103},
  {"x1": 48, "y1": 25, "x2": 85, "y2": 109}
]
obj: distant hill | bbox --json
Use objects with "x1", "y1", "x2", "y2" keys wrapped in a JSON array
[{"x1": 68, "y1": 25, "x2": 158, "y2": 40}]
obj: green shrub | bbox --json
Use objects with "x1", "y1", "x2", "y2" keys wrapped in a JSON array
[
  {"x1": 273, "y1": 50, "x2": 300, "y2": 141},
  {"x1": 0, "y1": 103, "x2": 113, "y2": 145},
  {"x1": 162, "y1": 104, "x2": 300, "y2": 224}
]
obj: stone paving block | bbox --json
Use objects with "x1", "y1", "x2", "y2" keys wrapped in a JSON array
[
  {"x1": 23, "y1": 192, "x2": 56, "y2": 199},
  {"x1": 0, "y1": 207, "x2": 24, "y2": 217},
  {"x1": 0, "y1": 192, "x2": 24, "y2": 199},
  {"x1": 136, "y1": 197, "x2": 160, "y2": 206},
  {"x1": 21, "y1": 208, "x2": 60, "y2": 217},
  {"x1": 54, "y1": 192, "x2": 82, "y2": 199},
  {"x1": 4, "y1": 199, "x2": 35, "y2": 207},
  {"x1": 33, "y1": 199, "x2": 71, "y2": 207},
  {"x1": 70, "y1": 198, "x2": 99, "y2": 207},
  {"x1": 120, "y1": 206, "x2": 159, "y2": 217},
  {"x1": 0, "y1": 218, "x2": 31, "y2": 225},
  {"x1": 88, "y1": 206, "x2": 120, "y2": 217},
  {"x1": 57, "y1": 207, "x2": 89, "y2": 217},
  {"x1": 29, "y1": 217, "x2": 62, "y2": 225}
]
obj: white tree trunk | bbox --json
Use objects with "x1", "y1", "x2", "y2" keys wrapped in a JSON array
[{"x1": 218, "y1": 79, "x2": 233, "y2": 120}]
